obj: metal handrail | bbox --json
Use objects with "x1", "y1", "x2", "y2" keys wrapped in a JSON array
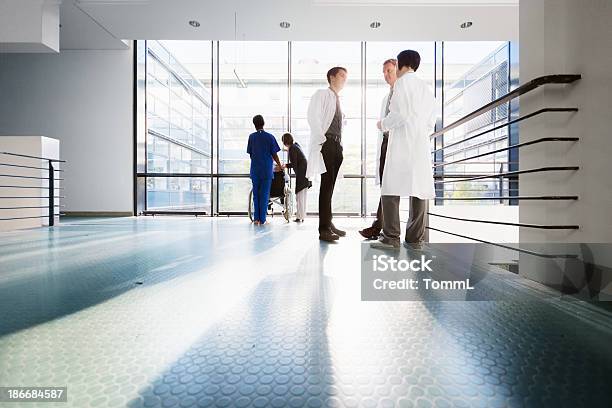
[
  {"x1": 426, "y1": 227, "x2": 578, "y2": 259},
  {"x1": 430, "y1": 74, "x2": 581, "y2": 139},
  {"x1": 432, "y1": 108, "x2": 578, "y2": 154},
  {"x1": 433, "y1": 161, "x2": 518, "y2": 165},
  {"x1": 434, "y1": 166, "x2": 579, "y2": 184},
  {"x1": 0, "y1": 162, "x2": 63, "y2": 172},
  {"x1": 0, "y1": 206, "x2": 61, "y2": 210},
  {"x1": 435, "y1": 174, "x2": 504, "y2": 179},
  {"x1": 139, "y1": 172, "x2": 214, "y2": 178},
  {"x1": 428, "y1": 212, "x2": 579, "y2": 230},
  {"x1": 433, "y1": 137, "x2": 578, "y2": 169},
  {"x1": 435, "y1": 195, "x2": 577, "y2": 201},
  {"x1": 142, "y1": 210, "x2": 209, "y2": 216},
  {"x1": 138, "y1": 173, "x2": 388, "y2": 181},
  {"x1": 0, "y1": 215, "x2": 62, "y2": 221},
  {"x1": 0, "y1": 151, "x2": 66, "y2": 163},
  {"x1": 428, "y1": 75, "x2": 583, "y2": 259},
  {"x1": 0, "y1": 185, "x2": 64, "y2": 190},
  {"x1": 0, "y1": 151, "x2": 65, "y2": 226},
  {"x1": 0, "y1": 174, "x2": 64, "y2": 181},
  {"x1": 0, "y1": 196, "x2": 64, "y2": 199}
]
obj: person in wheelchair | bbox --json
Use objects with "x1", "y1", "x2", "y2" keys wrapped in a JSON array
[
  {"x1": 248, "y1": 163, "x2": 293, "y2": 223},
  {"x1": 282, "y1": 133, "x2": 311, "y2": 222},
  {"x1": 247, "y1": 115, "x2": 283, "y2": 225},
  {"x1": 269, "y1": 164, "x2": 288, "y2": 203}
]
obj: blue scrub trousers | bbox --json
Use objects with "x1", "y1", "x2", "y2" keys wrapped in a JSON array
[{"x1": 251, "y1": 176, "x2": 272, "y2": 223}]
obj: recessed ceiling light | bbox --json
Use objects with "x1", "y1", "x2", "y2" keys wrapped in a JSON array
[
  {"x1": 189, "y1": 20, "x2": 201, "y2": 28},
  {"x1": 460, "y1": 21, "x2": 473, "y2": 29},
  {"x1": 370, "y1": 21, "x2": 381, "y2": 29},
  {"x1": 280, "y1": 21, "x2": 291, "y2": 29}
]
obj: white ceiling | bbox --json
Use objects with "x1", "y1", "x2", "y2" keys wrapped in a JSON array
[
  {"x1": 60, "y1": 0, "x2": 518, "y2": 49},
  {"x1": 60, "y1": 1, "x2": 128, "y2": 49}
]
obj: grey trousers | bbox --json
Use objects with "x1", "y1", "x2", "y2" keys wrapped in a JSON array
[{"x1": 380, "y1": 196, "x2": 429, "y2": 244}]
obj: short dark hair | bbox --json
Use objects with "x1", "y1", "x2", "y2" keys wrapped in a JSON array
[
  {"x1": 326, "y1": 66, "x2": 347, "y2": 84},
  {"x1": 282, "y1": 133, "x2": 294, "y2": 146},
  {"x1": 397, "y1": 50, "x2": 421, "y2": 72},
  {"x1": 252, "y1": 115, "x2": 264, "y2": 130}
]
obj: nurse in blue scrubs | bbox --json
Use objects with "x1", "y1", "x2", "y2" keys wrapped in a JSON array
[{"x1": 247, "y1": 115, "x2": 283, "y2": 225}]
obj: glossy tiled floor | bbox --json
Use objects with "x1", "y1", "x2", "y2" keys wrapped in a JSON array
[{"x1": 0, "y1": 216, "x2": 611, "y2": 408}]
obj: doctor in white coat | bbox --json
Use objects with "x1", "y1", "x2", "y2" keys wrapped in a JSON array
[
  {"x1": 306, "y1": 67, "x2": 348, "y2": 242},
  {"x1": 359, "y1": 58, "x2": 398, "y2": 240},
  {"x1": 371, "y1": 50, "x2": 436, "y2": 250}
]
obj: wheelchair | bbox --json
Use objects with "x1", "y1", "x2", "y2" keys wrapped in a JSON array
[{"x1": 248, "y1": 170, "x2": 295, "y2": 222}]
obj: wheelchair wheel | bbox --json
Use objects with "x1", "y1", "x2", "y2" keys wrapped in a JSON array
[{"x1": 248, "y1": 189, "x2": 254, "y2": 221}]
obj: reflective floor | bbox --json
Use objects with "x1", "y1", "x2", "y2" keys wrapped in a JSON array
[{"x1": 0, "y1": 216, "x2": 611, "y2": 408}]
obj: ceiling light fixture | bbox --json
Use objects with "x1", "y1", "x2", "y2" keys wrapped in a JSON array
[
  {"x1": 460, "y1": 21, "x2": 473, "y2": 29},
  {"x1": 370, "y1": 21, "x2": 381, "y2": 29},
  {"x1": 280, "y1": 21, "x2": 291, "y2": 29},
  {"x1": 189, "y1": 20, "x2": 201, "y2": 28}
]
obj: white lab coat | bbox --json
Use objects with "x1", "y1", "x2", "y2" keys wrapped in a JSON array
[
  {"x1": 375, "y1": 91, "x2": 391, "y2": 186},
  {"x1": 380, "y1": 73, "x2": 436, "y2": 199},
  {"x1": 305, "y1": 88, "x2": 343, "y2": 179}
]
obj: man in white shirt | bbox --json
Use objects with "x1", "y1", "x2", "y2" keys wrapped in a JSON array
[
  {"x1": 371, "y1": 50, "x2": 436, "y2": 250},
  {"x1": 306, "y1": 67, "x2": 348, "y2": 242},
  {"x1": 360, "y1": 58, "x2": 398, "y2": 240}
]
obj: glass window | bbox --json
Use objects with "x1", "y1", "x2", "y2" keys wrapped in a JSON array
[
  {"x1": 146, "y1": 177, "x2": 211, "y2": 212},
  {"x1": 218, "y1": 178, "x2": 253, "y2": 213},
  {"x1": 442, "y1": 42, "x2": 510, "y2": 204},
  {"x1": 306, "y1": 178, "x2": 362, "y2": 215},
  {"x1": 291, "y1": 42, "x2": 362, "y2": 214},
  {"x1": 218, "y1": 42, "x2": 288, "y2": 175},
  {"x1": 138, "y1": 40, "x2": 516, "y2": 214},
  {"x1": 144, "y1": 40, "x2": 213, "y2": 212}
]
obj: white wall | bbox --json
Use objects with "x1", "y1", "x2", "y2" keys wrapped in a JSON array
[
  {"x1": 0, "y1": 48, "x2": 133, "y2": 213},
  {"x1": 0, "y1": 0, "x2": 60, "y2": 53},
  {"x1": 519, "y1": 0, "x2": 612, "y2": 245},
  {"x1": 518, "y1": 0, "x2": 612, "y2": 297}
]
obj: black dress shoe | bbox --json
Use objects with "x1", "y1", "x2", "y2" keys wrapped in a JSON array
[
  {"x1": 359, "y1": 226, "x2": 381, "y2": 240},
  {"x1": 319, "y1": 230, "x2": 340, "y2": 242},
  {"x1": 330, "y1": 225, "x2": 346, "y2": 237}
]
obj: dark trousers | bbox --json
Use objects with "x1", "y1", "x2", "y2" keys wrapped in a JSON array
[
  {"x1": 371, "y1": 135, "x2": 389, "y2": 230},
  {"x1": 318, "y1": 138, "x2": 343, "y2": 232},
  {"x1": 380, "y1": 195, "x2": 429, "y2": 245}
]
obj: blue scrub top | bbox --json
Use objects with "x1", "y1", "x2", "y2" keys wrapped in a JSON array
[{"x1": 247, "y1": 130, "x2": 281, "y2": 179}]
